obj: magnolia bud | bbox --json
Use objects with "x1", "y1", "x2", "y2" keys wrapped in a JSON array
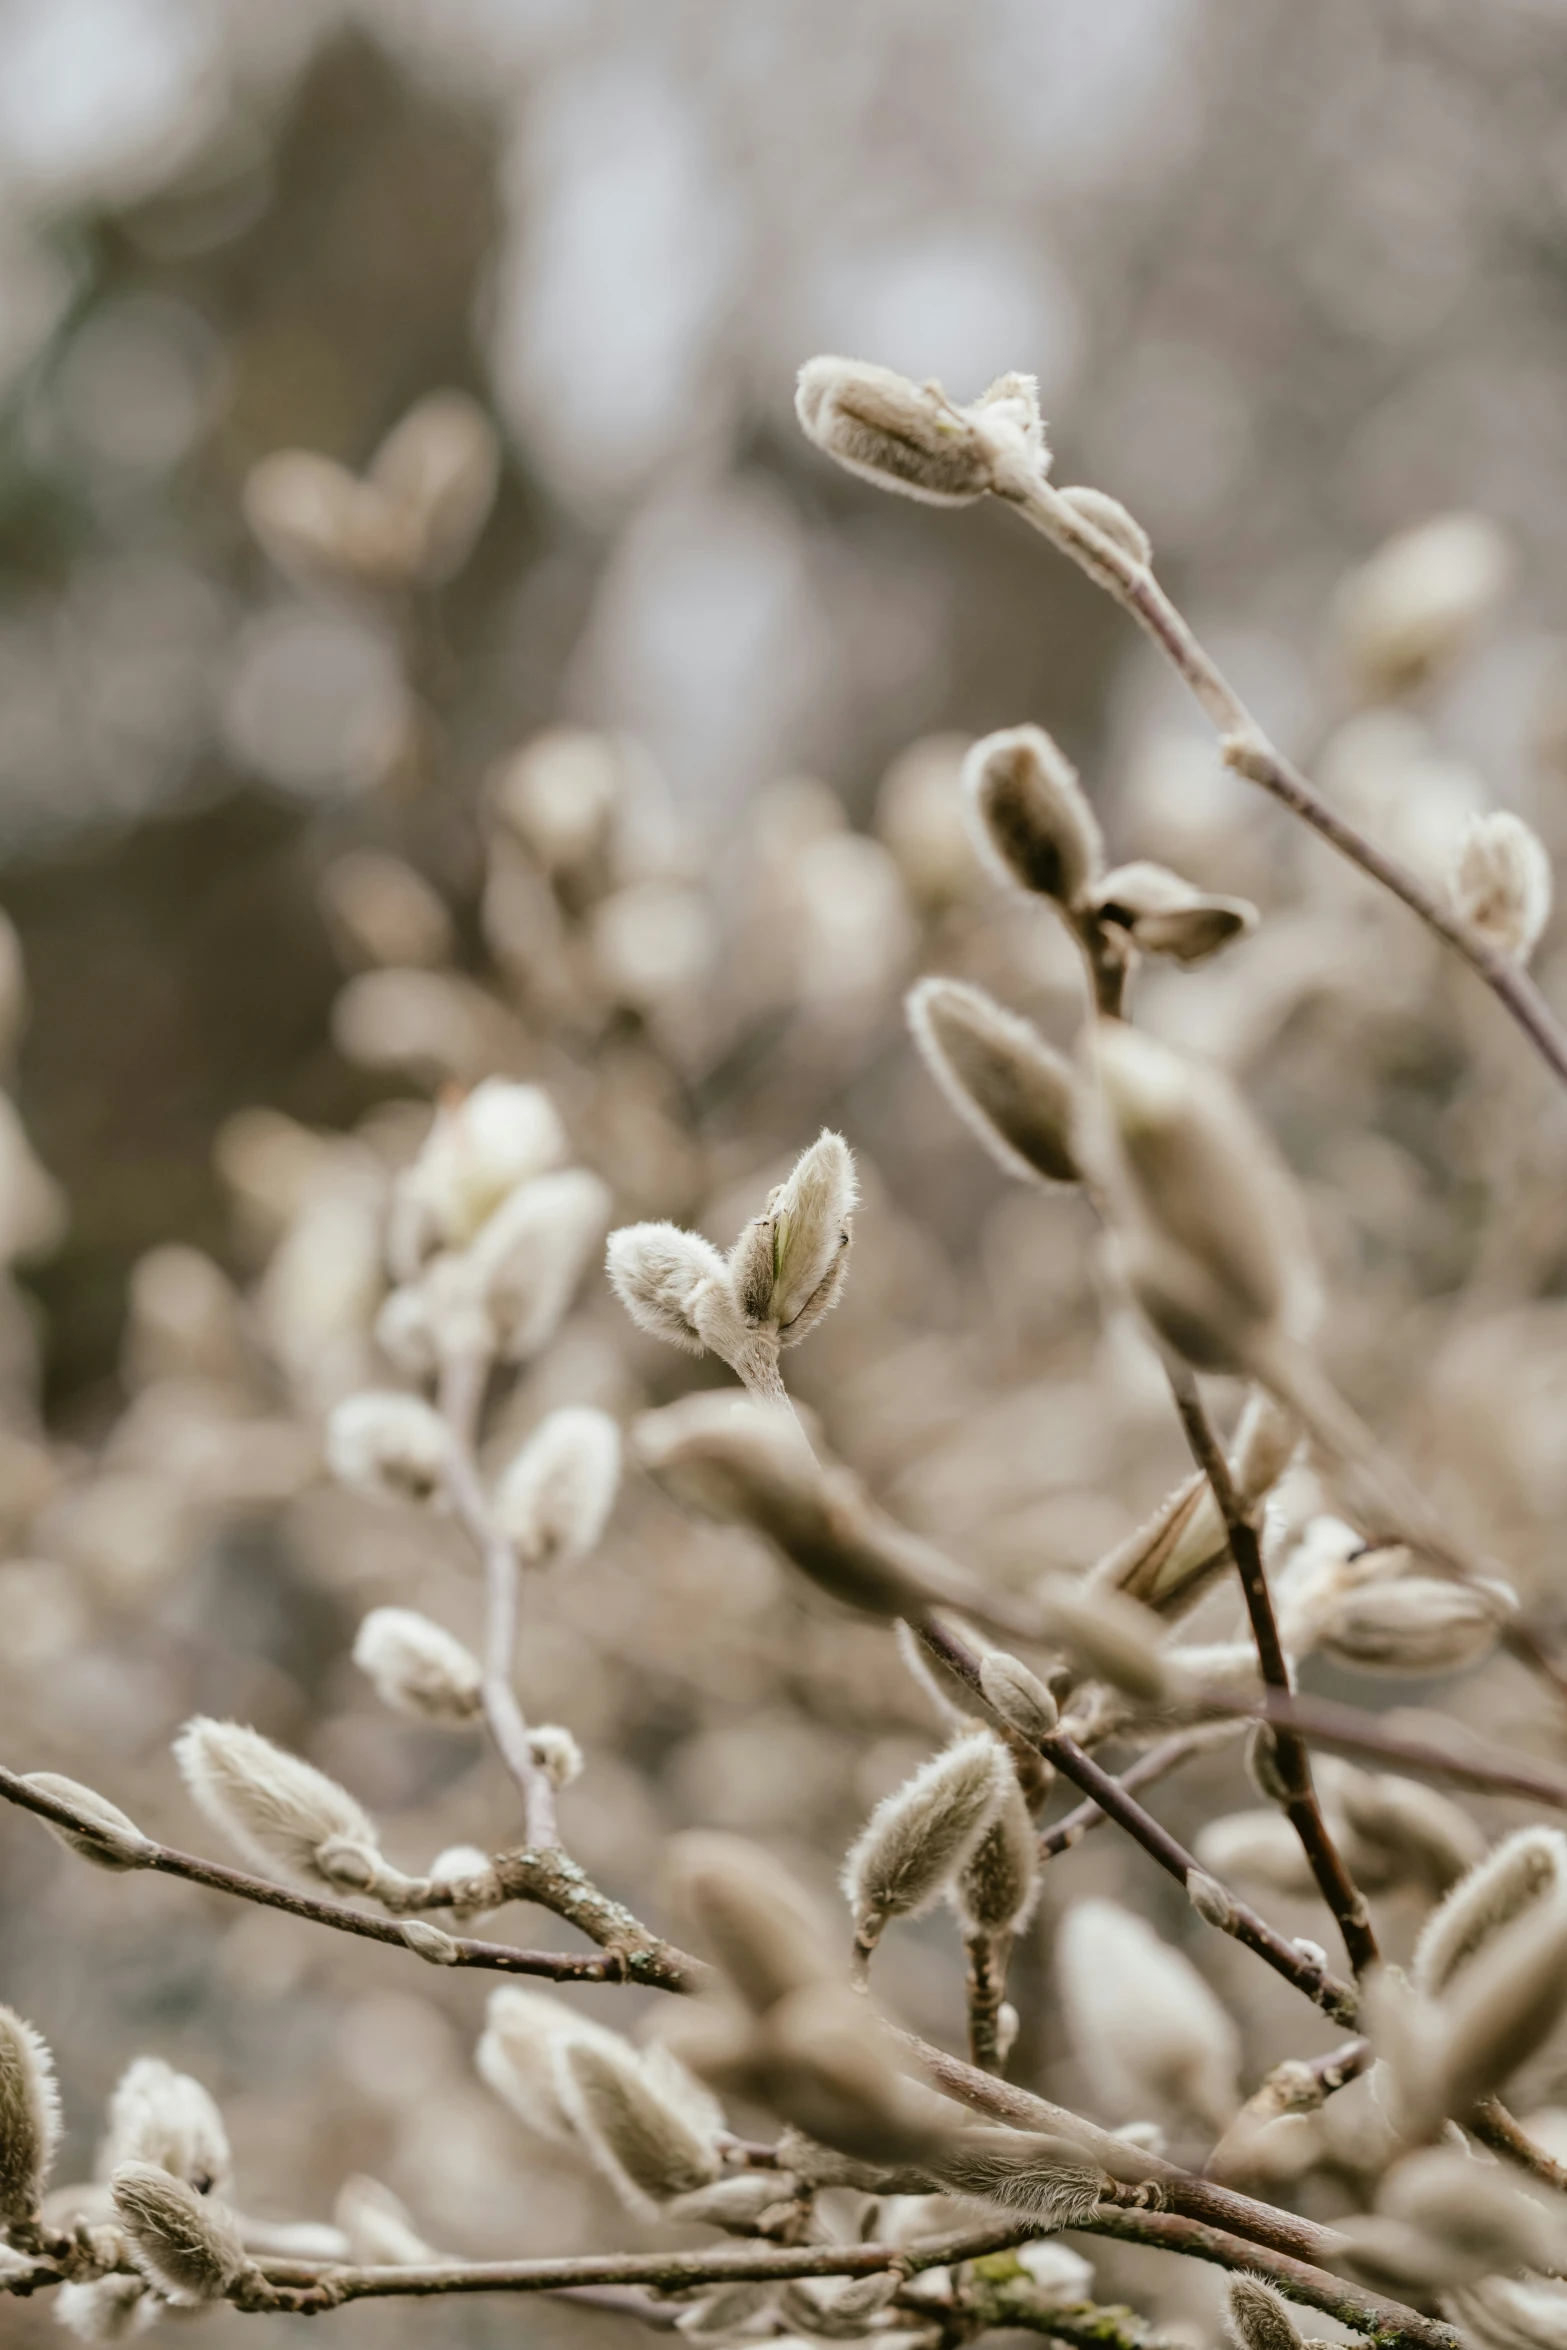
[
  {"x1": 556, "y1": 2037, "x2": 720, "y2": 2212},
  {"x1": 468, "y1": 1168, "x2": 611, "y2": 1361},
  {"x1": 1088, "y1": 860, "x2": 1257, "y2": 968},
  {"x1": 492, "y1": 1407, "x2": 622, "y2": 1568},
  {"x1": 477, "y1": 1990, "x2": 633, "y2": 2145},
  {"x1": 0, "y1": 2006, "x2": 59, "y2": 2219},
  {"x1": 1195, "y1": 1812, "x2": 1318, "y2": 1898},
  {"x1": 366, "y1": 390, "x2": 500, "y2": 585},
  {"x1": 906, "y1": 977, "x2": 1081, "y2": 1186},
  {"x1": 1058, "y1": 484, "x2": 1152, "y2": 568},
  {"x1": 1058, "y1": 1899, "x2": 1239, "y2": 2129},
  {"x1": 795, "y1": 357, "x2": 998, "y2": 506},
  {"x1": 963, "y1": 725, "x2": 1103, "y2": 909},
  {"x1": 1380, "y1": 2147, "x2": 1567, "y2": 2282},
  {"x1": 665, "y1": 1831, "x2": 834, "y2": 2015},
  {"x1": 1335, "y1": 512, "x2": 1511, "y2": 696},
  {"x1": 736, "y1": 1980, "x2": 949, "y2": 2167},
  {"x1": 334, "y1": 2174, "x2": 436, "y2": 2267},
  {"x1": 1091, "y1": 1023, "x2": 1315, "y2": 1374},
  {"x1": 21, "y1": 1773, "x2": 153, "y2": 1871},
  {"x1": 325, "y1": 1391, "x2": 452, "y2": 1505},
  {"x1": 1450, "y1": 811, "x2": 1552, "y2": 964},
  {"x1": 1429, "y1": 1889, "x2": 1567, "y2": 2126},
  {"x1": 173, "y1": 1716, "x2": 383, "y2": 1889},
  {"x1": 395, "y1": 1081, "x2": 568, "y2": 1261},
  {"x1": 1335, "y1": 1771, "x2": 1484, "y2": 1898},
  {"x1": 400, "y1": 1920, "x2": 460, "y2": 1966},
  {"x1": 52, "y1": 2276, "x2": 150, "y2": 2340},
  {"x1": 110, "y1": 2162, "x2": 252, "y2": 2304},
  {"x1": 1186, "y1": 1869, "x2": 1238, "y2": 1932},
  {"x1": 841, "y1": 1731, "x2": 1010, "y2": 1944},
  {"x1": 1037, "y1": 1574, "x2": 1171, "y2": 1705},
  {"x1": 1446, "y1": 2274, "x2": 1567, "y2": 2350},
  {"x1": 1414, "y1": 1827, "x2": 1567, "y2": 1998},
  {"x1": 952, "y1": 1770, "x2": 1039, "y2": 1938},
  {"x1": 930, "y1": 2125, "x2": 1102, "y2": 2226},
  {"x1": 977, "y1": 1650, "x2": 1059, "y2": 1740},
  {"x1": 1317, "y1": 1575, "x2": 1510, "y2": 1678},
  {"x1": 606, "y1": 1222, "x2": 731, "y2": 1358},
  {"x1": 727, "y1": 1131, "x2": 857, "y2": 1345},
  {"x1": 103, "y1": 2058, "x2": 230, "y2": 2197},
  {"x1": 352, "y1": 1607, "x2": 482, "y2": 1725},
  {"x1": 1225, "y1": 2275, "x2": 1305, "y2": 2350},
  {"x1": 243, "y1": 451, "x2": 409, "y2": 592},
  {"x1": 491, "y1": 727, "x2": 621, "y2": 871},
  {"x1": 529, "y1": 1725, "x2": 584, "y2": 1788}
]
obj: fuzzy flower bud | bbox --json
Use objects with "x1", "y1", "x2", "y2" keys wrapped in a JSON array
[
  {"x1": 1088, "y1": 860, "x2": 1257, "y2": 968},
  {"x1": 1058, "y1": 1900, "x2": 1239, "y2": 2129},
  {"x1": 529, "y1": 1725, "x2": 584, "y2": 1788},
  {"x1": 1058, "y1": 484, "x2": 1152, "y2": 568},
  {"x1": 952, "y1": 1768, "x2": 1039, "y2": 1938},
  {"x1": 492, "y1": 1407, "x2": 622, "y2": 1568},
  {"x1": 556, "y1": 2037, "x2": 721, "y2": 2212},
  {"x1": 1450, "y1": 811, "x2": 1552, "y2": 964},
  {"x1": 1335, "y1": 512, "x2": 1511, "y2": 696},
  {"x1": 1414, "y1": 1827, "x2": 1567, "y2": 1998},
  {"x1": 1225, "y1": 2275, "x2": 1306, "y2": 2350},
  {"x1": 1427, "y1": 1889, "x2": 1567, "y2": 2128},
  {"x1": 52, "y1": 2276, "x2": 150, "y2": 2340},
  {"x1": 1380, "y1": 2147, "x2": 1567, "y2": 2282},
  {"x1": 325, "y1": 1391, "x2": 452, "y2": 1505},
  {"x1": 394, "y1": 1080, "x2": 567, "y2": 1263},
  {"x1": 468, "y1": 1167, "x2": 612, "y2": 1361},
  {"x1": 366, "y1": 390, "x2": 500, "y2": 585},
  {"x1": 400, "y1": 1920, "x2": 460, "y2": 1966},
  {"x1": 1316, "y1": 1575, "x2": 1511, "y2": 1678},
  {"x1": 665, "y1": 1831, "x2": 835, "y2": 2016},
  {"x1": 243, "y1": 452, "x2": 409, "y2": 592},
  {"x1": 964, "y1": 725, "x2": 1103, "y2": 910},
  {"x1": 110, "y1": 2162, "x2": 252, "y2": 2304},
  {"x1": 352, "y1": 1607, "x2": 483, "y2": 1725},
  {"x1": 477, "y1": 1989, "x2": 632, "y2": 2145},
  {"x1": 907, "y1": 978, "x2": 1081, "y2": 1186},
  {"x1": 1446, "y1": 2274, "x2": 1567, "y2": 2350},
  {"x1": 795, "y1": 358, "x2": 999, "y2": 506},
  {"x1": 0, "y1": 2006, "x2": 59, "y2": 2220},
  {"x1": 174, "y1": 1716, "x2": 382, "y2": 1889},
  {"x1": 931, "y1": 2125, "x2": 1103, "y2": 2225},
  {"x1": 334, "y1": 2174, "x2": 436, "y2": 2267},
  {"x1": 606, "y1": 1223, "x2": 731, "y2": 1358},
  {"x1": 842, "y1": 1731, "x2": 1010, "y2": 1946},
  {"x1": 977, "y1": 1650, "x2": 1059, "y2": 1741},
  {"x1": 103, "y1": 2058, "x2": 230, "y2": 2197},
  {"x1": 727, "y1": 1132, "x2": 857, "y2": 1345},
  {"x1": 1037, "y1": 1574, "x2": 1172, "y2": 1705},
  {"x1": 22, "y1": 1773, "x2": 153, "y2": 1871}
]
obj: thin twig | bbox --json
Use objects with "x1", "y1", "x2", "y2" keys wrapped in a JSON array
[
  {"x1": 1039, "y1": 1725, "x2": 1243, "y2": 1859},
  {"x1": 1167, "y1": 1367, "x2": 1378, "y2": 1977}
]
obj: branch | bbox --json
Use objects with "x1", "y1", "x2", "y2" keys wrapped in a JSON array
[
  {"x1": 1039, "y1": 1725, "x2": 1243, "y2": 1858},
  {"x1": 1167, "y1": 1368, "x2": 1378, "y2": 1977}
]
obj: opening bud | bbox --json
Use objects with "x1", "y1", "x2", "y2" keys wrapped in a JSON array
[
  {"x1": 795, "y1": 358, "x2": 998, "y2": 507},
  {"x1": 907, "y1": 978, "x2": 1081, "y2": 1186}
]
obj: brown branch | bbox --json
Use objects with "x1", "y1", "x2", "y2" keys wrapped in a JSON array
[
  {"x1": 1209, "y1": 1684, "x2": 1567, "y2": 1813},
  {"x1": 1039, "y1": 1725, "x2": 1241, "y2": 1858}
]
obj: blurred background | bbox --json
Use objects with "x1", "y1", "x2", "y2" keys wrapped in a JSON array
[{"x1": 6, "y1": 0, "x2": 1567, "y2": 2342}]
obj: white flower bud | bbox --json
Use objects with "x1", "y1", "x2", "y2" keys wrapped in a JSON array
[
  {"x1": 529, "y1": 1725, "x2": 584, "y2": 1788},
  {"x1": 400, "y1": 1919, "x2": 460, "y2": 1965},
  {"x1": 491, "y1": 727, "x2": 623, "y2": 871},
  {"x1": 841, "y1": 1731, "x2": 1010, "y2": 1943},
  {"x1": 492, "y1": 1407, "x2": 622, "y2": 1568},
  {"x1": 727, "y1": 1131, "x2": 857, "y2": 1344},
  {"x1": 52, "y1": 2276, "x2": 150, "y2": 2340},
  {"x1": 1058, "y1": 1899, "x2": 1239, "y2": 2128},
  {"x1": 110, "y1": 2162, "x2": 252, "y2": 2305},
  {"x1": 1317, "y1": 1575, "x2": 1511, "y2": 1678},
  {"x1": 664, "y1": 1831, "x2": 835, "y2": 2016},
  {"x1": 394, "y1": 1081, "x2": 568, "y2": 1261},
  {"x1": 468, "y1": 1168, "x2": 612, "y2": 1361},
  {"x1": 977, "y1": 1649, "x2": 1059, "y2": 1740},
  {"x1": 963, "y1": 725, "x2": 1103, "y2": 909},
  {"x1": 476, "y1": 1989, "x2": 632, "y2": 2145},
  {"x1": 21, "y1": 1773, "x2": 153, "y2": 1872},
  {"x1": 243, "y1": 451, "x2": 410, "y2": 593},
  {"x1": 1017, "y1": 2241, "x2": 1096, "y2": 2302},
  {"x1": 1225, "y1": 2275, "x2": 1305, "y2": 2350},
  {"x1": 907, "y1": 978, "x2": 1081, "y2": 1187},
  {"x1": 928, "y1": 2125, "x2": 1102, "y2": 2226},
  {"x1": 1414, "y1": 1827, "x2": 1567, "y2": 1998},
  {"x1": 0, "y1": 2005, "x2": 60, "y2": 2219},
  {"x1": 795, "y1": 357, "x2": 1002, "y2": 506},
  {"x1": 1088, "y1": 860, "x2": 1257, "y2": 968},
  {"x1": 1335, "y1": 512, "x2": 1511, "y2": 696},
  {"x1": 1037, "y1": 1573, "x2": 1172, "y2": 1705},
  {"x1": 605, "y1": 1222, "x2": 731, "y2": 1357},
  {"x1": 173, "y1": 1716, "x2": 382, "y2": 1889},
  {"x1": 102, "y1": 2059, "x2": 231, "y2": 2198},
  {"x1": 1380, "y1": 2146, "x2": 1567, "y2": 2282},
  {"x1": 427, "y1": 1845, "x2": 497, "y2": 1921},
  {"x1": 366, "y1": 390, "x2": 500, "y2": 585},
  {"x1": 555, "y1": 2036, "x2": 721, "y2": 2213},
  {"x1": 1450, "y1": 811, "x2": 1552, "y2": 963},
  {"x1": 1057, "y1": 484, "x2": 1152, "y2": 568},
  {"x1": 325, "y1": 1391, "x2": 452, "y2": 1504},
  {"x1": 1446, "y1": 2274, "x2": 1567, "y2": 2350},
  {"x1": 1335, "y1": 1770, "x2": 1485, "y2": 1898},
  {"x1": 952, "y1": 1769, "x2": 1039, "y2": 1939},
  {"x1": 1090, "y1": 1022, "x2": 1317, "y2": 1374},
  {"x1": 1428, "y1": 1889, "x2": 1567, "y2": 2128},
  {"x1": 352, "y1": 1607, "x2": 483, "y2": 1725},
  {"x1": 334, "y1": 2174, "x2": 436, "y2": 2266}
]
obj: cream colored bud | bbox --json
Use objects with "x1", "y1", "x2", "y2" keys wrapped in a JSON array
[
  {"x1": 1450, "y1": 811, "x2": 1552, "y2": 963},
  {"x1": 1017, "y1": 2241, "x2": 1096, "y2": 2302},
  {"x1": 320, "y1": 851, "x2": 454, "y2": 972},
  {"x1": 606, "y1": 1222, "x2": 731, "y2": 1358},
  {"x1": 930, "y1": 2125, "x2": 1102, "y2": 2226},
  {"x1": 1317, "y1": 1575, "x2": 1510, "y2": 1678},
  {"x1": 174, "y1": 1716, "x2": 382, "y2": 1889},
  {"x1": 977, "y1": 1649, "x2": 1059, "y2": 1740},
  {"x1": 556, "y1": 2037, "x2": 720, "y2": 2213},
  {"x1": 729, "y1": 1131, "x2": 857, "y2": 1344},
  {"x1": 736, "y1": 1980, "x2": 950, "y2": 2167},
  {"x1": 795, "y1": 357, "x2": 997, "y2": 507},
  {"x1": 1429, "y1": 1888, "x2": 1567, "y2": 2126},
  {"x1": 0, "y1": 2006, "x2": 59, "y2": 2219},
  {"x1": 401, "y1": 1919, "x2": 460, "y2": 1965},
  {"x1": 491, "y1": 727, "x2": 622, "y2": 870},
  {"x1": 1089, "y1": 860, "x2": 1257, "y2": 968},
  {"x1": 1335, "y1": 1771, "x2": 1485, "y2": 1898},
  {"x1": 1414, "y1": 1827, "x2": 1567, "y2": 1998},
  {"x1": 1037, "y1": 1573, "x2": 1171, "y2": 1705},
  {"x1": 492, "y1": 1407, "x2": 622, "y2": 1568},
  {"x1": 963, "y1": 725, "x2": 1103, "y2": 909},
  {"x1": 22, "y1": 1773, "x2": 153, "y2": 1871},
  {"x1": 1186, "y1": 1869, "x2": 1238, "y2": 1932},
  {"x1": 1194, "y1": 1812, "x2": 1319, "y2": 1899},
  {"x1": 1091, "y1": 1022, "x2": 1315, "y2": 1374},
  {"x1": 469, "y1": 1168, "x2": 612, "y2": 1361},
  {"x1": 1232, "y1": 1391, "x2": 1299, "y2": 1510},
  {"x1": 1380, "y1": 2147, "x2": 1567, "y2": 2281},
  {"x1": 242, "y1": 451, "x2": 409, "y2": 592},
  {"x1": 1446, "y1": 2274, "x2": 1567, "y2": 2350},
  {"x1": 428, "y1": 1845, "x2": 497, "y2": 1920},
  {"x1": 477, "y1": 1989, "x2": 631, "y2": 2145},
  {"x1": 367, "y1": 390, "x2": 500, "y2": 585},
  {"x1": 397, "y1": 1081, "x2": 568, "y2": 1258},
  {"x1": 665, "y1": 1831, "x2": 834, "y2": 2015},
  {"x1": 1058, "y1": 484, "x2": 1152, "y2": 568},
  {"x1": 907, "y1": 978, "x2": 1081, "y2": 1186},
  {"x1": 1225, "y1": 2275, "x2": 1305, "y2": 2350},
  {"x1": 123, "y1": 1244, "x2": 247, "y2": 1390},
  {"x1": 102, "y1": 2058, "x2": 230, "y2": 2198},
  {"x1": 1336, "y1": 512, "x2": 1511, "y2": 696},
  {"x1": 352, "y1": 1607, "x2": 482, "y2": 1725},
  {"x1": 842, "y1": 1731, "x2": 1010, "y2": 1942},
  {"x1": 333, "y1": 2174, "x2": 436, "y2": 2267},
  {"x1": 52, "y1": 2276, "x2": 149, "y2": 2340},
  {"x1": 325, "y1": 1390, "x2": 452, "y2": 1504},
  {"x1": 1058, "y1": 1899, "x2": 1239, "y2": 2128},
  {"x1": 110, "y1": 2162, "x2": 252, "y2": 2305},
  {"x1": 529, "y1": 1726, "x2": 584, "y2": 1789},
  {"x1": 953, "y1": 1769, "x2": 1039, "y2": 1938}
]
